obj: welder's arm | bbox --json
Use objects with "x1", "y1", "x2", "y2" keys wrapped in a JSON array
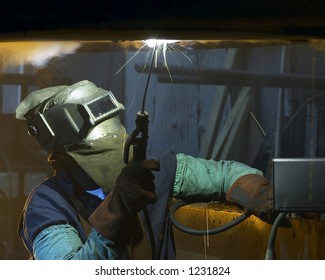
[
  {"x1": 88, "y1": 159, "x2": 160, "y2": 245},
  {"x1": 32, "y1": 159, "x2": 160, "y2": 260},
  {"x1": 33, "y1": 224, "x2": 128, "y2": 260},
  {"x1": 172, "y1": 153, "x2": 273, "y2": 218}
]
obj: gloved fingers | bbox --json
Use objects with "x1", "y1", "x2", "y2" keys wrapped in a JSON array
[
  {"x1": 119, "y1": 159, "x2": 160, "y2": 178},
  {"x1": 138, "y1": 160, "x2": 160, "y2": 189},
  {"x1": 113, "y1": 160, "x2": 159, "y2": 214},
  {"x1": 225, "y1": 174, "x2": 274, "y2": 218},
  {"x1": 117, "y1": 185, "x2": 157, "y2": 213},
  {"x1": 118, "y1": 160, "x2": 159, "y2": 190},
  {"x1": 138, "y1": 170, "x2": 157, "y2": 192},
  {"x1": 227, "y1": 184, "x2": 273, "y2": 215},
  {"x1": 120, "y1": 180, "x2": 157, "y2": 202}
]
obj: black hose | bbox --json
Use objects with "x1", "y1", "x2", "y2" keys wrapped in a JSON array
[
  {"x1": 169, "y1": 200, "x2": 251, "y2": 236},
  {"x1": 143, "y1": 207, "x2": 156, "y2": 259},
  {"x1": 265, "y1": 212, "x2": 286, "y2": 260}
]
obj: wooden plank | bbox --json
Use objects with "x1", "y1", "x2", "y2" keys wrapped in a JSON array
[
  {"x1": 219, "y1": 88, "x2": 251, "y2": 160},
  {"x1": 210, "y1": 86, "x2": 251, "y2": 160},
  {"x1": 227, "y1": 111, "x2": 267, "y2": 165},
  {"x1": 199, "y1": 48, "x2": 238, "y2": 159}
]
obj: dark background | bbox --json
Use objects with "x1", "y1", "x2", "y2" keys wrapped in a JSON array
[{"x1": 1, "y1": 1, "x2": 325, "y2": 40}]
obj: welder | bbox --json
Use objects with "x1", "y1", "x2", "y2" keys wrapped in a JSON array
[{"x1": 15, "y1": 80, "x2": 273, "y2": 260}]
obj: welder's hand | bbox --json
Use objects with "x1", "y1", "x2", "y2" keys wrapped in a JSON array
[
  {"x1": 88, "y1": 159, "x2": 160, "y2": 244},
  {"x1": 114, "y1": 159, "x2": 160, "y2": 214},
  {"x1": 225, "y1": 174, "x2": 274, "y2": 223}
]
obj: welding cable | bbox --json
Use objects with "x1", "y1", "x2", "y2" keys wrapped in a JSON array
[
  {"x1": 142, "y1": 207, "x2": 156, "y2": 258},
  {"x1": 169, "y1": 200, "x2": 250, "y2": 236},
  {"x1": 265, "y1": 212, "x2": 286, "y2": 260}
]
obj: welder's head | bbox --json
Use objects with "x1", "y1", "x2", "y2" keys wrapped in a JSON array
[{"x1": 16, "y1": 80, "x2": 127, "y2": 192}]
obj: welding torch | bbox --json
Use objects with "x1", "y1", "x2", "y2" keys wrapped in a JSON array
[
  {"x1": 123, "y1": 42, "x2": 157, "y2": 259},
  {"x1": 123, "y1": 111, "x2": 149, "y2": 165},
  {"x1": 123, "y1": 110, "x2": 157, "y2": 260}
]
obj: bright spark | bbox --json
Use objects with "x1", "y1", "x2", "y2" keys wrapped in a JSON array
[
  {"x1": 144, "y1": 39, "x2": 179, "y2": 82},
  {"x1": 115, "y1": 39, "x2": 187, "y2": 84},
  {"x1": 144, "y1": 39, "x2": 178, "y2": 48}
]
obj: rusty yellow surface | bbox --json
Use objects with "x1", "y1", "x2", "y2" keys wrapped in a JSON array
[{"x1": 171, "y1": 202, "x2": 325, "y2": 260}]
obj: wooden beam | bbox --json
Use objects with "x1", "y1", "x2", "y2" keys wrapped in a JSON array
[
  {"x1": 218, "y1": 88, "x2": 252, "y2": 160},
  {"x1": 199, "y1": 48, "x2": 238, "y2": 159},
  {"x1": 210, "y1": 86, "x2": 251, "y2": 160}
]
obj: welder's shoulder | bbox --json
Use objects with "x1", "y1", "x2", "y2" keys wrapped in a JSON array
[
  {"x1": 20, "y1": 172, "x2": 78, "y2": 239},
  {"x1": 21, "y1": 172, "x2": 77, "y2": 232},
  {"x1": 25, "y1": 173, "x2": 72, "y2": 207}
]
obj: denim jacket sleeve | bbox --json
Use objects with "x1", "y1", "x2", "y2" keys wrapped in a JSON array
[{"x1": 33, "y1": 224, "x2": 128, "y2": 260}]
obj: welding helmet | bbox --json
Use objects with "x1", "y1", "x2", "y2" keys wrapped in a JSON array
[{"x1": 16, "y1": 80, "x2": 127, "y2": 192}]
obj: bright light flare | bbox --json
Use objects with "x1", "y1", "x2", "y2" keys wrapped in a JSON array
[
  {"x1": 116, "y1": 39, "x2": 188, "y2": 83},
  {"x1": 144, "y1": 39, "x2": 178, "y2": 48},
  {"x1": 143, "y1": 39, "x2": 180, "y2": 82}
]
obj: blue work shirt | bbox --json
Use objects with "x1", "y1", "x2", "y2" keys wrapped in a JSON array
[{"x1": 18, "y1": 150, "x2": 177, "y2": 260}]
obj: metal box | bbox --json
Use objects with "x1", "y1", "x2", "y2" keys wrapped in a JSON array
[{"x1": 273, "y1": 158, "x2": 325, "y2": 212}]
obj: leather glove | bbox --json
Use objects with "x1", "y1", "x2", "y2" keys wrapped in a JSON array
[
  {"x1": 225, "y1": 174, "x2": 274, "y2": 223},
  {"x1": 88, "y1": 159, "x2": 160, "y2": 245}
]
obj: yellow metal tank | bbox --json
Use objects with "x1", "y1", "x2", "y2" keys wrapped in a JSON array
[{"x1": 171, "y1": 202, "x2": 325, "y2": 259}]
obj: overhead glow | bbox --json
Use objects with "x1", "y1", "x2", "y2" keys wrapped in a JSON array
[
  {"x1": 144, "y1": 39, "x2": 178, "y2": 48},
  {"x1": 0, "y1": 41, "x2": 80, "y2": 70}
]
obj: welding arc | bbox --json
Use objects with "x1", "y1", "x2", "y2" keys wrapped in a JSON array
[{"x1": 169, "y1": 200, "x2": 250, "y2": 235}]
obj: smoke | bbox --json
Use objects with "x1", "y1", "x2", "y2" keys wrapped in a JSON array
[{"x1": 0, "y1": 41, "x2": 81, "y2": 70}]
